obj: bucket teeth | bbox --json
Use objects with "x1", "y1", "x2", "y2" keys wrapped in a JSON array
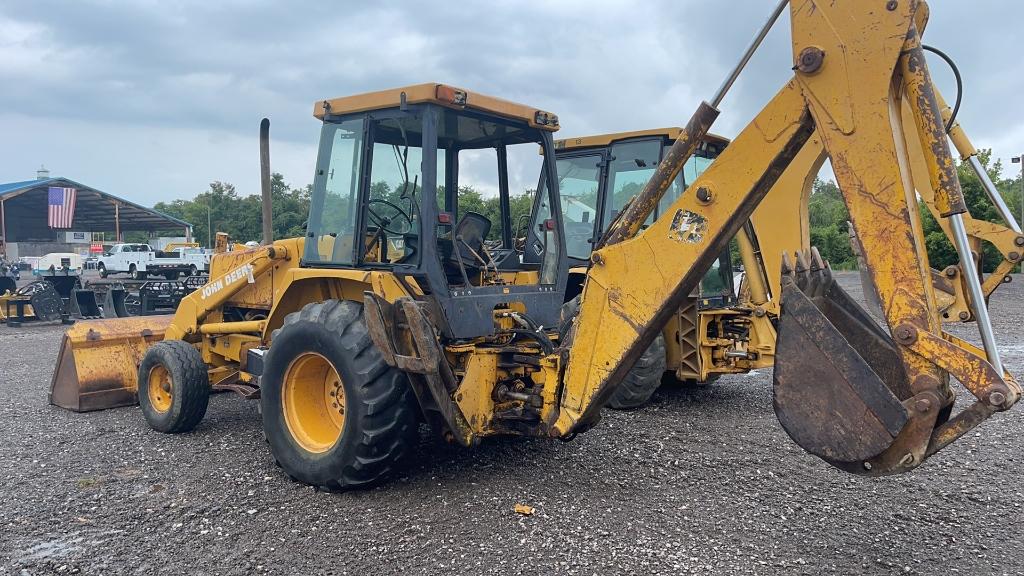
[
  {"x1": 794, "y1": 251, "x2": 809, "y2": 274},
  {"x1": 781, "y1": 253, "x2": 793, "y2": 276},
  {"x1": 809, "y1": 247, "x2": 825, "y2": 272}
]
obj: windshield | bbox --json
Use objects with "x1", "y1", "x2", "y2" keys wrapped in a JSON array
[
  {"x1": 606, "y1": 139, "x2": 661, "y2": 228},
  {"x1": 551, "y1": 154, "x2": 601, "y2": 260},
  {"x1": 304, "y1": 118, "x2": 364, "y2": 265}
]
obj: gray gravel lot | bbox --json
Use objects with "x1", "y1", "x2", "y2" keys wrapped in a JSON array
[{"x1": 1, "y1": 272, "x2": 1021, "y2": 575}]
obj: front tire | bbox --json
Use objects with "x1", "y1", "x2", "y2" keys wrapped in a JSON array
[
  {"x1": 559, "y1": 296, "x2": 667, "y2": 410},
  {"x1": 138, "y1": 340, "x2": 210, "y2": 433},
  {"x1": 261, "y1": 300, "x2": 419, "y2": 490},
  {"x1": 98, "y1": 263, "x2": 108, "y2": 278}
]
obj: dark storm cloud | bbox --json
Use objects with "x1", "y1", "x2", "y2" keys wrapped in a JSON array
[{"x1": 1, "y1": 1, "x2": 1022, "y2": 203}]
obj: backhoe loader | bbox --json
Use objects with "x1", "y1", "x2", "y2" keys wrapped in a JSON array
[
  {"x1": 547, "y1": 128, "x2": 819, "y2": 408},
  {"x1": 556, "y1": 102, "x2": 1023, "y2": 409},
  {"x1": 51, "y1": 0, "x2": 1019, "y2": 489}
]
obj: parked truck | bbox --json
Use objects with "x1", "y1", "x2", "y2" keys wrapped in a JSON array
[{"x1": 98, "y1": 243, "x2": 210, "y2": 280}]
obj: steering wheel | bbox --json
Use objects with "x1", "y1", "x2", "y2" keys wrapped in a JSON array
[{"x1": 367, "y1": 199, "x2": 413, "y2": 235}]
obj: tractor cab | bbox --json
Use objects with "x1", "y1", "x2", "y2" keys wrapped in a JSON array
[
  {"x1": 304, "y1": 84, "x2": 568, "y2": 338},
  {"x1": 531, "y1": 128, "x2": 733, "y2": 303}
]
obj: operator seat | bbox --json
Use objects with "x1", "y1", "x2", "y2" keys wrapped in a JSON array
[{"x1": 443, "y1": 211, "x2": 491, "y2": 285}]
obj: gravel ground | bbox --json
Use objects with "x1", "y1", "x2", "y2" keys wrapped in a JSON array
[{"x1": 0, "y1": 272, "x2": 1021, "y2": 575}]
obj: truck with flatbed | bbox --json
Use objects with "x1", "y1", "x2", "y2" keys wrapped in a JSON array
[{"x1": 98, "y1": 243, "x2": 210, "y2": 280}]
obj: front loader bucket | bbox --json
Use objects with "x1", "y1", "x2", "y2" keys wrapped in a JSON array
[
  {"x1": 773, "y1": 250, "x2": 914, "y2": 470},
  {"x1": 49, "y1": 316, "x2": 172, "y2": 412}
]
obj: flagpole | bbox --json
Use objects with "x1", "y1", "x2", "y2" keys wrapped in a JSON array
[{"x1": 0, "y1": 198, "x2": 6, "y2": 258}]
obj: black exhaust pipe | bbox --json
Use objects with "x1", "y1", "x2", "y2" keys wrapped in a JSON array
[{"x1": 260, "y1": 118, "x2": 273, "y2": 245}]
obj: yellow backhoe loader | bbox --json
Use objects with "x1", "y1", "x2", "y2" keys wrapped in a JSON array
[
  {"x1": 556, "y1": 98, "x2": 1022, "y2": 409},
  {"x1": 547, "y1": 128, "x2": 823, "y2": 408},
  {"x1": 50, "y1": 0, "x2": 1020, "y2": 489}
]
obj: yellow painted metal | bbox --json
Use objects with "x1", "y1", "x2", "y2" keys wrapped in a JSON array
[
  {"x1": 454, "y1": 351, "x2": 499, "y2": 433},
  {"x1": 203, "y1": 333, "x2": 261, "y2": 365},
  {"x1": 554, "y1": 80, "x2": 812, "y2": 434},
  {"x1": 748, "y1": 133, "x2": 825, "y2": 304},
  {"x1": 167, "y1": 244, "x2": 289, "y2": 340},
  {"x1": 314, "y1": 83, "x2": 560, "y2": 132},
  {"x1": 198, "y1": 320, "x2": 266, "y2": 335},
  {"x1": 551, "y1": 0, "x2": 1017, "y2": 468},
  {"x1": 146, "y1": 364, "x2": 173, "y2": 413},
  {"x1": 281, "y1": 352, "x2": 346, "y2": 454},
  {"x1": 735, "y1": 228, "x2": 768, "y2": 306},
  {"x1": 49, "y1": 316, "x2": 172, "y2": 411},
  {"x1": 554, "y1": 127, "x2": 729, "y2": 152}
]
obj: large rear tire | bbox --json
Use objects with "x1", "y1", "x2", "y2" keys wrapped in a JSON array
[
  {"x1": 138, "y1": 340, "x2": 210, "y2": 433},
  {"x1": 261, "y1": 300, "x2": 419, "y2": 490},
  {"x1": 559, "y1": 296, "x2": 667, "y2": 410}
]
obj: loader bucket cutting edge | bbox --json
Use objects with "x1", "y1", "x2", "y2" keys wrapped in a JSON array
[
  {"x1": 49, "y1": 316, "x2": 172, "y2": 412},
  {"x1": 772, "y1": 252, "x2": 912, "y2": 469}
]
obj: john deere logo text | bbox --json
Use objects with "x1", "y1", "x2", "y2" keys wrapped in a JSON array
[{"x1": 200, "y1": 264, "x2": 254, "y2": 300}]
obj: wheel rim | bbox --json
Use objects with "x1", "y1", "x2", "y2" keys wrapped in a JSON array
[
  {"x1": 147, "y1": 365, "x2": 173, "y2": 413},
  {"x1": 282, "y1": 352, "x2": 346, "y2": 454}
]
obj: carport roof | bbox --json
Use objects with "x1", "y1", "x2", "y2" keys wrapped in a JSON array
[{"x1": 0, "y1": 177, "x2": 190, "y2": 232}]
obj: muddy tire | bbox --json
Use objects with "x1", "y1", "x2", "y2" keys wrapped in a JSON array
[
  {"x1": 138, "y1": 340, "x2": 210, "y2": 433},
  {"x1": 559, "y1": 296, "x2": 667, "y2": 410},
  {"x1": 261, "y1": 300, "x2": 419, "y2": 491}
]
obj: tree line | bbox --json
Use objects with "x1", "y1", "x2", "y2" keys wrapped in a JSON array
[{"x1": 804, "y1": 150, "x2": 1021, "y2": 272}]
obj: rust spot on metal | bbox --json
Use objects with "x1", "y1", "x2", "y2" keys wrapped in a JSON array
[{"x1": 86, "y1": 329, "x2": 101, "y2": 342}]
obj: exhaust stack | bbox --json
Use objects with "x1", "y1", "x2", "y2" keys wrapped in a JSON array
[{"x1": 260, "y1": 118, "x2": 273, "y2": 245}]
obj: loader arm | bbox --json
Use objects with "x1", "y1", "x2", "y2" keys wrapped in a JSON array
[{"x1": 551, "y1": 0, "x2": 1019, "y2": 475}]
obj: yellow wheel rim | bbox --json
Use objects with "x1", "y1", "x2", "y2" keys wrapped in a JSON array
[
  {"x1": 282, "y1": 352, "x2": 346, "y2": 454},
  {"x1": 147, "y1": 365, "x2": 173, "y2": 413}
]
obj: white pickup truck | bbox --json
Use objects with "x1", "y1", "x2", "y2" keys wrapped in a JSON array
[{"x1": 98, "y1": 243, "x2": 210, "y2": 280}]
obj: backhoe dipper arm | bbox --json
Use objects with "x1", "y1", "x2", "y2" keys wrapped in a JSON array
[{"x1": 552, "y1": 0, "x2": 1019, "y2": 475}]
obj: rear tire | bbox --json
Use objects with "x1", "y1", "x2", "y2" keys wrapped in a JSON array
[
  {"x1": 559, "y1": 296, "x2": 667, "y2": 410},
  {"x1": 138, "y1": 340, "x2": 210, "y2": 433},
  {"x1": 188, "y1": 265, "x2": 198, "y2": 277},
  {"x1": 129, "y1": 265, "x2": 146, "y2": 280},
  {"x1": 98, "y1": 263, "x2": 108, "y2": 278},
  {"x1": 261, "y1": 299, "x2": 419, "y2": 490}
]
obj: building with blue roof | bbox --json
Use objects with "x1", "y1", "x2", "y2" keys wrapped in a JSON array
[{"x1": 0, "y1": 167, "x2": 192, "y2": 259}]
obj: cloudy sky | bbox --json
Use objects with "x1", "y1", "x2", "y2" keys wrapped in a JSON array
[{"x1": 2, "y1": 1, "x2": 1023, "y2": 206}]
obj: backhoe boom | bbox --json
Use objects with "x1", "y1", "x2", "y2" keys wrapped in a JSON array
[{"x1": 554, "y1": 0, "x2": 1019, "y2": 475}]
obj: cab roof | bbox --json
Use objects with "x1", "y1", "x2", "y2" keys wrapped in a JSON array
[
  {"x1": 314, "y1": 83, "x2": 560, "y2": 132},
  {"x1": 554, "y1": 127, "x2": 729, "y2": 151}
]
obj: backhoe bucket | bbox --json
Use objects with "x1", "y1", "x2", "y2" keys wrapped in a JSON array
[
  {"x1": 773, "y1": 250, "x2": 913, "y2": 469},
  {"x1": 49, "y1": 316, "x2": 171, "y2": 412},
  {"x1": 102, "y1": 288, "x2": 130, "y2": 318},
  {"x1": 68, "y1": 289, "x2": 102, "y2": 319}
]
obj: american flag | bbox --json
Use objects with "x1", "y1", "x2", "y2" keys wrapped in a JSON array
[{"x1": 48, "y1": 186, "x2": 77, "y2": 229}]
